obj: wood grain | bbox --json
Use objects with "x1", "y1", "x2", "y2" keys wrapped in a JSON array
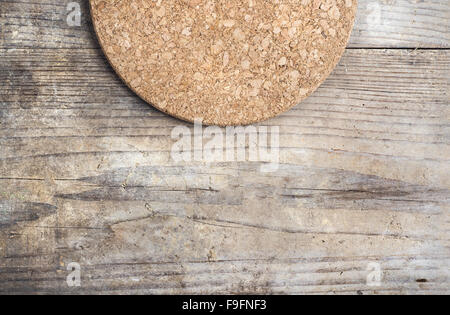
[
  {"x1": 0, "y1": 0, "x2": 449, "y2": 295},
  {"x1": 1, "y1": 0, "x2": 449, "y2": 49}
]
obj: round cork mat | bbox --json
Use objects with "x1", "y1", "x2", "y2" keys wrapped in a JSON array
[{"x1": 90, "y1": 0, "x2": 357, "y2": 126}]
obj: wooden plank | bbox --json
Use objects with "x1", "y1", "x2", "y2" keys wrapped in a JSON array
[
  {"x1": 351, "y1": 0, "x2": 450, "y2": 48},
  {"x1": 0, "y1": 0, "x2": 449, "y2": 296},
  {"x1": 1, "y1": 48, "x2": 448, "y2": 185},
  {"x1": 0, "y1": 0, "x2": 449, "y2": 49},
  {"x1": 0, "y1": 47, "x2": 449, "y2": 294}
]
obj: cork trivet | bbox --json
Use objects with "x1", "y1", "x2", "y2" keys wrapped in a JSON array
[{"x1": 90, "y1": 0, "x2": 357, "y2": 126}]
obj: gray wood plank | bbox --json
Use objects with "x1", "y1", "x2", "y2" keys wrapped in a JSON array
[
  {"x1": 0, "y1": 0, "x2": 449, "y2": 49},
  {"x1": 0, "y1": 48, "x2": 449, "y2": 294},
  {"x1": 0, "y1": 0, "x2": 449, "y2": 295}
]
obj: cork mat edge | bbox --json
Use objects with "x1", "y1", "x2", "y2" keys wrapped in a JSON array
[{"x1": 89, "y1": 1, "x2": 357, "y2": 127}]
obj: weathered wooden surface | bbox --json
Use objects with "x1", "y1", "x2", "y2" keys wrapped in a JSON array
[
  {"x1": 1, "y1": 0, "x2": 449, "y2": 49},
  {"x1": 0, "y1": 0, "x2": 449, "y2": 295}
]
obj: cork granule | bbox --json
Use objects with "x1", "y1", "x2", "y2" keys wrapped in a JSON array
[{"x1": 90, "y1": 0, "x2": 357, "y2": 126}]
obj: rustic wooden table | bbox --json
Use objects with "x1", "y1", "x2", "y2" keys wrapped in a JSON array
[{"x1": 0, "y1": 0, "x2": 449, "y2": 295}]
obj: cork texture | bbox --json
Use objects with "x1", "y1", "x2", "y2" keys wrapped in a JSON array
[{"x1": 90, "y1": 0, "x2": 357, "y2": 126}]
